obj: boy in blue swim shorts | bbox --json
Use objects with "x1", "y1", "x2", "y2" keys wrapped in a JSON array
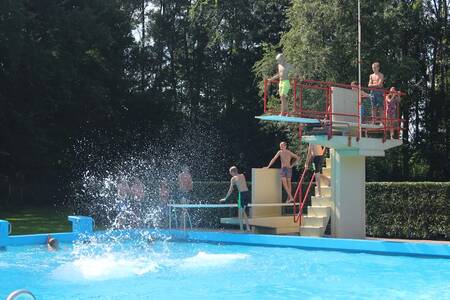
[{"x1": 368, "y1": 62, "x2": 384, "y2": 124}]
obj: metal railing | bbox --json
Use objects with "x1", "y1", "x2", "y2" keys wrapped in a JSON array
[
  {"x1": 292, "y1": 168, "x2": 316, "y2": 224},
  {"x1": 263, "y1": 79, "x2": 404, "y2": 141}
]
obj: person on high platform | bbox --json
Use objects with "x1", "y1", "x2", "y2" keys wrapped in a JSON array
[
  {"x1": 385, "y1": 87, "x2": 401, "y2": 139},
  {"x1": 265, "y1": 142, "x2": 299, "y2": 203},
  {"x1": 305, "y1": 144, "x2": 330, "y2": 197},
  {"x1": 269, "y1": 53, "x2": 292, "y2": 116},
  {"x1": 368, "y1": 62, "x2": 385, "y2": 124},
  {"x1": 219, "y1": 166, "x2": 250, "y2": 231}
]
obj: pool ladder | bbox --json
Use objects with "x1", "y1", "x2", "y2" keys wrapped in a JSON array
[{"x1": 6, "y1": 290, "x2": 35, "y2": 300}]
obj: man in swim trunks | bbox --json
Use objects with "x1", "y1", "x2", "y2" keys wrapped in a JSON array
[
  {"x1": 265, "y1": 142, "x2": 300, "y2": 203},
  {"x1": 269, "y1": 53, "x2": 292, "y2": 115},
  {"x1": 219, "y1": 166, "x2": 250, "y2": 231},
  {"x1": 178, "y1": 165, "x2": 193, "y2": 203},
  {"x1": 305, "y1": 144, "x2": 330, "y2": 197},
  {"x1": 368, "y1": 62, "x2": 384, "y2": 124},
  {"x1": 178, "y1": 166, "x2": 193, "y2": 229}
]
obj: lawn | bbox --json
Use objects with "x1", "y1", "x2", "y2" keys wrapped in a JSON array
[{"x1": 0, "y1": 206, "x2": 73, "y2": 235}]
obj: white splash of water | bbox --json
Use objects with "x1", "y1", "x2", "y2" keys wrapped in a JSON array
[
  {"x1": 52, "y1": 253, "x2": 158, "y2": 281},
  {"x1": 180, "y1": 251, "x2": 249, "y2": 268}
]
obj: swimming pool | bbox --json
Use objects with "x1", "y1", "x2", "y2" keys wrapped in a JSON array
[{"x1": 1, "y1": 232, "x2": 450, "y2": 299}]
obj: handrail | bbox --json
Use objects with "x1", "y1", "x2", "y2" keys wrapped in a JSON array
[
  {"x1": 7, "y1": 290, "x2": 36, "y2": 300},
  {"x1": 292, "y1": 168, "x2": 307, "y2": 221},
  {"x1": 292, "y1": 168, "x2": 316, "y2": 224}
]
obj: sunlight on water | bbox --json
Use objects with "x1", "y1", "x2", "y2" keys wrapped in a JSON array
[{"x1": 181, "y1": 251, "x2": 249, "y2": 269}]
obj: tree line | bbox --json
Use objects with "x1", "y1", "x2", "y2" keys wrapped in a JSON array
[{"x1": 0, "y1": 0, "x2": 449, "y2": 207}]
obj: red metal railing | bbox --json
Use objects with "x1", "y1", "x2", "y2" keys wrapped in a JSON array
[
  {"x1": 292, "y1": 167, "x2": 315, "y2": 224},
  {"x1": 262, "y1": 79, "x2": 405, "y2": 141}
]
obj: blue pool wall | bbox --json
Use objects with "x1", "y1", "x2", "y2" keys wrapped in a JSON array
[
  {"x1": 1, "y1": 216, "x2": 449, "y2": 258},
  {"x1": 0, "y1": 216, "x2": 94, "y2": 247}
]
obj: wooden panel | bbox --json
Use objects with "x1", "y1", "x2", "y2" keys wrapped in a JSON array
[{"x1": 251, "y1": 168, "x2": 281, "y2": 217}]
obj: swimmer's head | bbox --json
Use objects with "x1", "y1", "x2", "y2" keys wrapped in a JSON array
[
  {"x1": 280, "y1": 142, "x2": 287, "y2": 150},
  {"x1": 229, "y1": 166, "x2": 238, "y2": 176},
  {"x1": 47, "y1": 237, "x2": 59, "y2": 251}
]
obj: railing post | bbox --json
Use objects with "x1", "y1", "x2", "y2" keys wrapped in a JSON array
[
  {"x1": 0, "y1": 220, "x2": 10, "y2": 249},
  {"x1": 68, "y1": 216, "x2": 94, "y2": 235},
  {"x1": 293, "y1": 80, "x2": 297, "y2": 113},
  {"x1": 263, "y1": 79, "x2": 268, "y2": 113}
]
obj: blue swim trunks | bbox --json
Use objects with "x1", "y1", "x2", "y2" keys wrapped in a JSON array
[
  {"x1": 280, "y1": 167, "x2": 292, "y2": 178},
  {"x1": 370, "y1": 90, "x2": 384, "y2": 108}
]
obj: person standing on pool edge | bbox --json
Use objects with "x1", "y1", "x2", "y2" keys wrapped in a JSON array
[
  {"x1": 265, "y1": 142, "x2": 300, "y2": 203},
  {"x1": 219, "y1": 166, "x2": 250, "y2": 232},
  {"x1": 178, "y1": 165, "x2": 193, "y2": 203},
  {"x1": 269, "y1": 53, "x2": 292, "y2": 116}
]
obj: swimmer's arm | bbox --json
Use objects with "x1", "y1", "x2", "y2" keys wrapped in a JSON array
[
  {"x1": 220, "y1": 178, "x2": 235, "y2": 202},
  {"x1": 265, "y1": 151, "x2": 281, "y2": 168},
  {"x1": 289, "y1": 151, "x2": 300, "y2": 167},
  {"x1": 269, "y1": 73, "x2": 280, "y2": 81}
]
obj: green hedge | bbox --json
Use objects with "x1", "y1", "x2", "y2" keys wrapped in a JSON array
[
  {"x1": 366, "y1": 182, "x2": 450, "y2": 240},
  {"x1": 189, "y1": 181, "x2": 450, "y2": 240}
]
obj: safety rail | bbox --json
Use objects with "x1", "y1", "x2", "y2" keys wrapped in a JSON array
[
  {"x1": 263, "y1": 79, "x2": 404, "y2": 141},
  {"x1": 292, "y1": 168, "x2": 316, "y2": 224}
]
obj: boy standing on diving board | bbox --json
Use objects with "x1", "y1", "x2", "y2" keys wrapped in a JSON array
[
  {"x1": 269, "y1": 53, "x2": 292, "y2": 116},
  {"x1": 219, "y1": 166, "x2": 250, "y2": 232}
]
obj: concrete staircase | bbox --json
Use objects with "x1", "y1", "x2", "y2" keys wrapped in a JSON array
[{"x1": 299, "y1": 158, "x2": 332, "y2": 237}]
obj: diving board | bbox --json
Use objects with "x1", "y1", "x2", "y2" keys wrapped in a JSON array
[
  {"x1": 255, "y1": 115, "x2": 321, "y2": 124},
  {"x1": 168, "y1": 203, "x2": 297, "y2": 209},
  {"x1": 168, "y1": 204, "x2": 238, "y2": 208}
]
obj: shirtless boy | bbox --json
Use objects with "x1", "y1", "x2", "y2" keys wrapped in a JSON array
[
  {"x1": 368, "y1": 62, "x2": 385, "y2": 123},
  {"x1": 269, "y1": 53, "x2": 292, "y2": 115},
  {"x1": 178, "y1": 166, "x2": 193, "y2": 203},
  {"x1": 265, "y1": 142, "x2": 300, "y2": 203},
  {"x1": 305, "y1": 144, "x2": 330, "y2": 197},
  {"x1": 220, "y1": 166, "x2": 250, "y2": 231}
]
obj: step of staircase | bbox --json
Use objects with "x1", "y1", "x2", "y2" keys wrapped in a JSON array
[
  {"x1": 307, "y1": 206, "x2": 330, "y2": 218},
  {"x1": 311, "y1": 196, "x2": 332, "y2": 206},
  {"x1": 315, "y1": 186, "x2": 331, "y2": 197},
  {"x1": 300, "y1": 225, "x2": 326, "y2": 237},
  {"x1": 301, "y1": 215, "x2": 328, "y2": 227},
  {"x1": 325, "y1": 157, "x2": 331, "y2": 167},
  {"x1": 322, "y1": 167, "x2": 331, "y2": 177}
]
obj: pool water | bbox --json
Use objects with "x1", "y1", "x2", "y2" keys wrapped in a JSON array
[{"x1": 1, "y1": 237, "x2": 450, "y2": 299}]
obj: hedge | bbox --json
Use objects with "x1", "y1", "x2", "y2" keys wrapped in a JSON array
[
  {"x1": 366, "y1": 182, "x2": 450, "y2": 240},
  {"x1": 189, "y1": 181, "x2": 450, "y2": 241}
]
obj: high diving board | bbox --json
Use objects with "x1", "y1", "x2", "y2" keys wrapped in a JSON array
[{"x1": 255, "y1": 115, "x2": 321, "y2": 124}]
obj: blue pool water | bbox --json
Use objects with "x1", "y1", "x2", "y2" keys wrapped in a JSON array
[{"x1": 1, "y1": 238, "x2": 450, "y2": 299}]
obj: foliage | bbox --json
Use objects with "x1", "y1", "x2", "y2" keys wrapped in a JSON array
[{"x1": 367, "y1": 182, "x2": 450, "y2": 240}]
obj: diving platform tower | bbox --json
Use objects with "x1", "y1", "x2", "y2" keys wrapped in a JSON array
[{"x1": 257, "y1": 80, "x2": 403, "y2": 239}]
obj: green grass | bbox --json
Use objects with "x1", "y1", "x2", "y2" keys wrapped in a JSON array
[{"x1": 0, "y1": 206, "x2": 73, "y2": 235}]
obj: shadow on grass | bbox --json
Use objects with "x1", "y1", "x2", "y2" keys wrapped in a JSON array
[{"x1": 0, "y1": 206, "x2": 73, "y2": 235}]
